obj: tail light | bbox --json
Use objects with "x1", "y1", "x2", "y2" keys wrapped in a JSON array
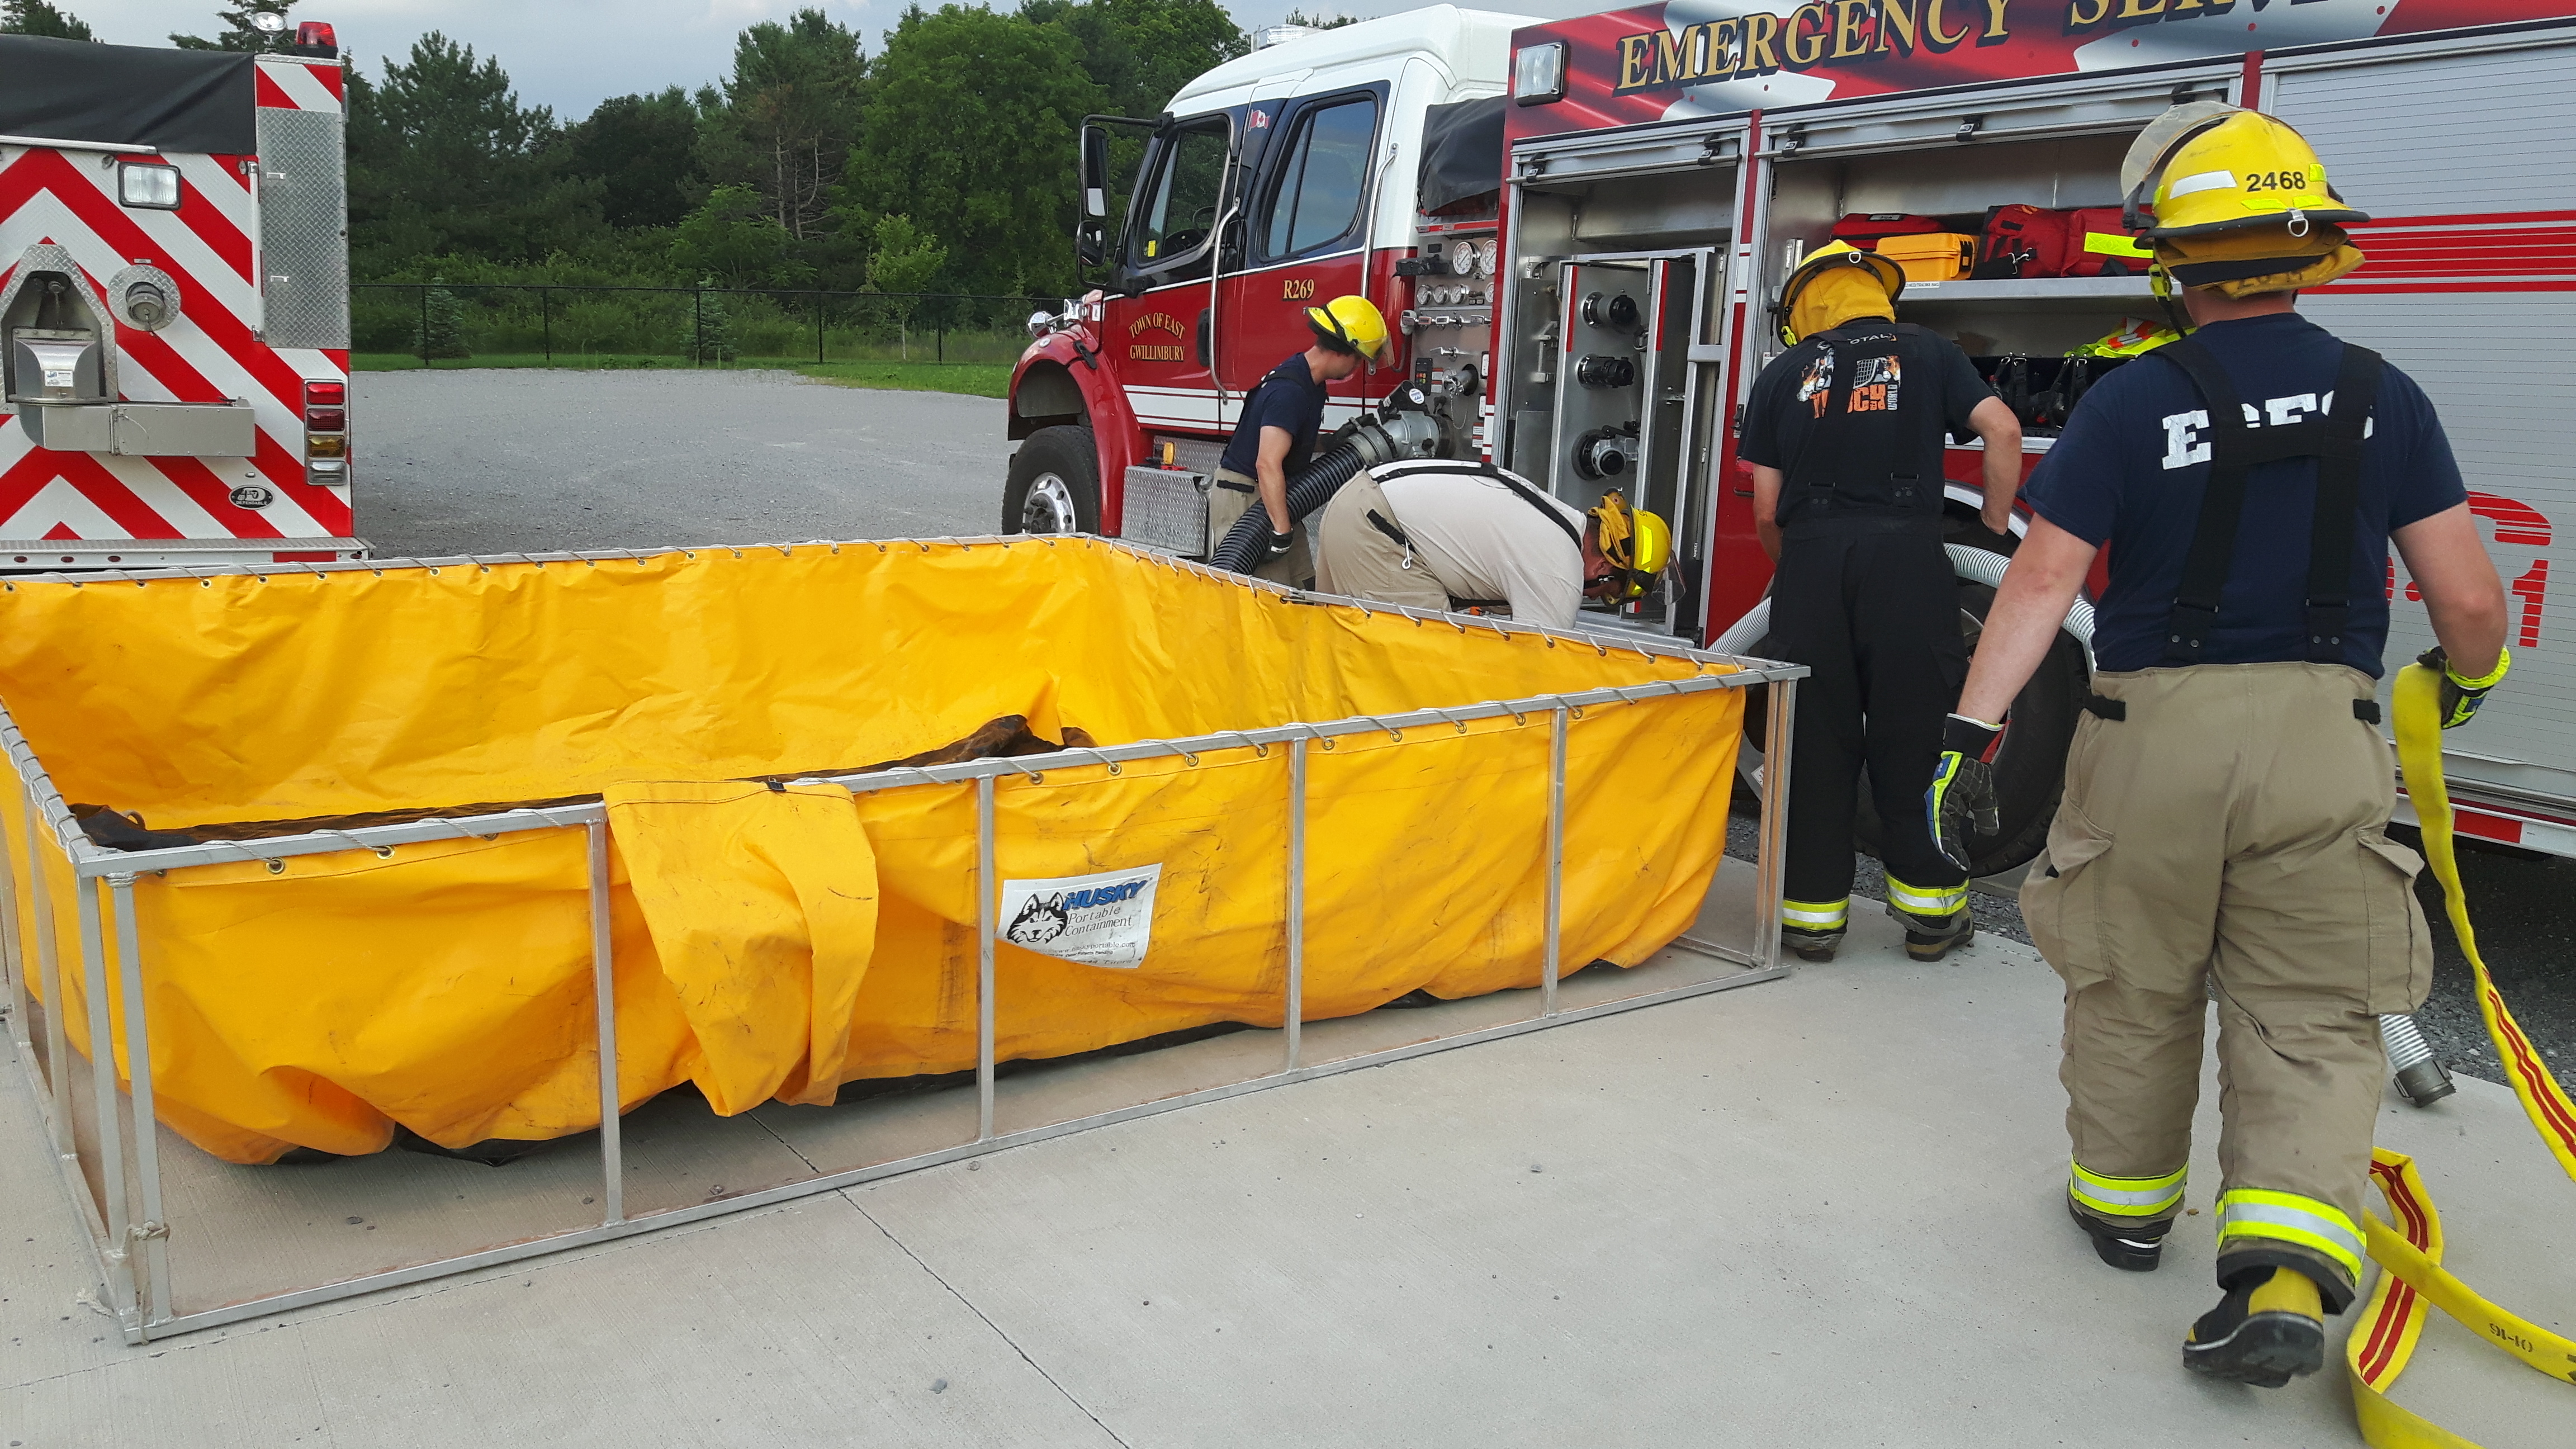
[{"x1": 304, "y1": 379, "x2": 347, "y2": 482}]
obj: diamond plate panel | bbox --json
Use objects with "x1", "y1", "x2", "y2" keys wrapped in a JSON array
[
  {"x1": 1122, "y1": 466, "x2": 1211, "y2": 557},
  {"x1": 257, "y1": 107, "x2": 349, "y2": 348}
]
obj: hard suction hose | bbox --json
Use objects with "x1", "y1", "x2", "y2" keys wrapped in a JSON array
[{"x1": 1207, "y1": 410, "x2": 1445, "y2": 575}]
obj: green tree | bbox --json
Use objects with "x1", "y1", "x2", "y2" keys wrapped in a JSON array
[
  {"x1": 2, "y1": 1, "x2": 96, "y2": 40},
  {"x1": 564, "y1": 87, "x2": 703, "y2": 231},
  {"x1": 698, "y1": 9, "x2": 865, "y2": 242},
  {"x1": 840, "y1": 5, "x2": 1102, "y2": 298},
  {"x1": 1280, "y1": 9, "x2": 1362, "y2": 30},
  {"x1": 416, "y1": 278, "x2": 469, "y2": 361},
  {"x1": 866, "y1": 214, "x2": 947, "y2": 358},
  {"x1": 670, "y1": 184, "x2": 804, "y2": 290},
  {"x1": 346, "y1": 34, "x2": 603, "y2": 271},
  {"x1": 171, "y1": 1, "x2": 297, "y2": 51},
  {"x1": 1022, "y1": 0, "x2": 1248, "y2": 119}
]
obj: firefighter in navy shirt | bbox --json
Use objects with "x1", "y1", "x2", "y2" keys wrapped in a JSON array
[
  {"x1": 1740, "y1": 242, "x2": 2023, "y2": 963},
  {"x1": 1933, "y1": 106, "x2": 2509, "y2": 1389},
  {"x1": 1210, "y1": 296, "x2": 1390, "y2": 585}
]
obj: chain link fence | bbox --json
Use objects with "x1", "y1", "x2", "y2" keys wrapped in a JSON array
[{"x1": 353, "y1": 283, "x2": 1058, "y2": 368}]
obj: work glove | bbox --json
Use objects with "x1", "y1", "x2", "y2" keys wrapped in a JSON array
[
  {"x1": 1926, "y1": 714, "x2": 2004, "y2": 875},
  {"x1": 2416, "y1": 645, "x2": 2510, "y2": 729},
  {"x1": 1263, "y1": 526, "x2": 1297, "y2": 561}
]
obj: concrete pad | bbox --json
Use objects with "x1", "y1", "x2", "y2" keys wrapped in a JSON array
[{"x1": 4, "y1": 865, "x2": 2568, "y2": 1447}]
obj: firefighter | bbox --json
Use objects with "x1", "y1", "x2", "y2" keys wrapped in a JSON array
[
  {"x1": 1929, "y1": 106, "x2": 2510, "y2": 1388},
  {"x1": 1312, "y1": 464, "x2": 1669, "y2": 628},
  {"x1": 1743, "y1": 242, "x2": 2024, "y2": 963},
  {"x1": 1210, "y1": 295, "x2": 1392, "y2": 586}
]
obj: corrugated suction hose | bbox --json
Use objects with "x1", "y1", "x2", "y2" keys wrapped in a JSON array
[{"x1": 1206, "y1": 412, "x2": 1443, "y2": 576}]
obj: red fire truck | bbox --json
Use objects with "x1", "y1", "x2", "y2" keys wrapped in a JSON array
[
  {"x1": 1007, "y1": 1, "x2": 2576, "y2": 873},
  {"x1": 0, "y1": 25, "x2": 359, "y2": 571}
]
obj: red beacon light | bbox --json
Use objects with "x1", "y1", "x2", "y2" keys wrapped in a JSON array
[{"x1": 294, "y1": 22, "x2": 338, "y2": 55}]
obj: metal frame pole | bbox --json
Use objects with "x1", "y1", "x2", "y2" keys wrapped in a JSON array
[
  {"x1": 542, "y1": 286, "x2": 552, "y2": 366},
  {"x1": 1543, "y1": 707, "x2": 1568, "y2": 1016},
  {"x1": 1752, "y1": 678, "x2": 1797, "y2": 970},
  {"x1": 976, "y1": 776, "x2": 996, "y2": 1141},
  {"x1": 73, "y1": 878, "x2": 136, "y2": 1326},
  {"x1": 27, "y1": 789, "x2": 70, "y2": 1156},
  {"x1": 586, "y1": 823, "x2": 624, "y2": 1225},
  {"x1": 1, "y1": 788, "x2": 27, "y2": 1059},
  {"x1": 1285, "y1": 738, "x2": 1306, "y2": 1071},
  {"x1": 108, "y1": 874, "x2": 170, "y2": 1329}
]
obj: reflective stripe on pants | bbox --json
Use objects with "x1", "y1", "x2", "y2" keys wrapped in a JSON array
[
  {"x1": 2217, "y1": 1188, "x2": 2366, "y2": 1280},
  {"x1": 2071, "y1": 1161, "x2": 2185, "y2": 1220},
  {"x1": 1781, "y1": 897, "x2": 1849, "y2": 931},
  {"x1": 1884, "y1": 874, "x2": 1967, "y2": 921}
]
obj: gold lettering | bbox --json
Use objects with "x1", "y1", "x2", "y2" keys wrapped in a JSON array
[
  {"x1": 1618, "y1": 33, "x2": 1653, "y2": 91},
  {"x1": 1981, "y1": 0, "x2": 2012, "y2": 39},
  {"x1": 2116, "y1": 0, "x2": 2165, "y2": 17},
  {"x1": 1701, "y1": 19, "x2": 1739, "y2": 77},
  {"x1": 1657, "y1": 28, "x2": 1688, "y2": 86},
  {"x1": 1925, "y1": 0, "x2": 1974, "y2": 47},
  {"x1": 2172, "y1": 0, "x2": 2211, "y2": 11},
  {"x1": 1877, "y1": 0, "x2": 1922, "y2": 55},
  {"x1": 1784, "y1": 2, "x2": 1832, "y2": 65},
  {"x1": 1831, "y1": 0, "x2": 1874, "y2": 58},
  {"x1": 2066, "y1": 0, "x2": 2113, "y2": 25},
  {"x1": 1739, "y1": 11, "x2": 1783, "y2": 73},
  {"x1": 1128, "y1": 344, "x2": 1186, "y2": 362}
]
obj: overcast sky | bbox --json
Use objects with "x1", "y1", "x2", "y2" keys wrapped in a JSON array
[{"x1": 69, "y1": 2, "x2": 1602, "y2": 119}]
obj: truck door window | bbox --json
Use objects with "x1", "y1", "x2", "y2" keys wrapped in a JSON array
[
  {"x1": 1260, "y1": 97, "x2": 1378, "y2": 261},
  {"x1": 1130, "y1": 119, "x2": 1230, "y2": 281}
]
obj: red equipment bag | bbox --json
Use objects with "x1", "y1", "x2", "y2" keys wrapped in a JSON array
[
  {"x1": 2059, "y1": 205, "x2": 2156, "y2": 277},
  {"x1": 1972, "y1": 204, "x2": 2070, "y2": 278},
  {"x1": 1831, "y1": 212, "x2": 1943, "y2": 246}
]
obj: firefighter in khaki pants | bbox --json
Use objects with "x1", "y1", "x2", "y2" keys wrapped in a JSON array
[{"x1": 1930, "y1": 106, "x2": 2511, "y2": 1388}]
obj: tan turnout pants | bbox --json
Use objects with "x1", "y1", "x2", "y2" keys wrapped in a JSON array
[
  {"x1": 1210, "y1": 468, "x2": 1311, "y2": 587},
  {"x1": 1313, "y1": 472, "x2": 1449, "y2": 610},
  {"x1": 2021, "y1": 662, "x2": 2432, "y2": 1305}
]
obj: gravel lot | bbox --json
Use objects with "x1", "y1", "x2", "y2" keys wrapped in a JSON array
[
  {"x1": 366, "y1": 367, "x2": 2570, "y2": 1092},
  {"x1": 354, "y1": 368, "x2": 1006, "y2": 557}
]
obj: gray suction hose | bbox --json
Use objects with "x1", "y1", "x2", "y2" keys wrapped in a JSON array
[
  {"x1": 1207, "y1": 412, "x2": 1443, "y2": 575},
  {"x1": 2381, "y1": 1012, "x2": 2457, "y2": 1107}
]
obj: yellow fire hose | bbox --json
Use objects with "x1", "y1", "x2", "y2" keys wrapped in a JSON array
[{"x1": 2347, "y1": 663, "x2": 2576, "y2": 1446}]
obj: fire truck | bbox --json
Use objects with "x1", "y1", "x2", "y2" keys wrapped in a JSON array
[
  {"x1": 0, "y1": 24, "x2": 359, "y2": 571},
  {"x1": 1007, "y1": 1, "x2": 2576, "y2": 874}
]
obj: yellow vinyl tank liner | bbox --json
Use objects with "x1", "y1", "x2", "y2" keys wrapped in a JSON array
[{"x1": 0, "y1": 540, "x2": 1752, "y2": 1166}]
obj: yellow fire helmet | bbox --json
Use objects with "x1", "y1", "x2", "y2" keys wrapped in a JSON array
[
  {"x1": 1305, "y1": 295, "x2": 1393, "y2": 363},
  {"x1": 1589, "y1": 489, "x2": 1672, "y2": 599},
  {"x1": 1773, "y1": 240, "x2": 1906, "y2": 344},
  {"x1": 2121, "y1": 104, "x2": 2369, "y2": 239}
]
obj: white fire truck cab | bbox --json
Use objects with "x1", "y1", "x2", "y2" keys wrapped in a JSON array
[
  {"x1": 0, "y1": 27, "x2": 359, "y2": 571},
  {"x1": 1014, "y1": 1, "x2": 2576, "y2": 872}
]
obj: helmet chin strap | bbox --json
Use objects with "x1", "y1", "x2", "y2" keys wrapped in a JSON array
[{"x1": 2149, "y1": 262, "x2": 2195, "y2": 338}]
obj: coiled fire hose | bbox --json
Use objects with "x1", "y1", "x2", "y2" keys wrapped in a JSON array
[{"x1": 2346, "y1": 661, "x2": 2576, "y2": 1448}]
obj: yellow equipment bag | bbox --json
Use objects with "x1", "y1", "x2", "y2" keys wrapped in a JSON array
[
  {"x1": 2346, "y1": 664, "x2": 2576, "y2": 1447},
  {"x1": 0, "y1": 541, "x2": 1742, "y2": 1164}
]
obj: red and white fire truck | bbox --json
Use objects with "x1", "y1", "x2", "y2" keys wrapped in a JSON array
[
  {"x1": 1007, "y1": 1, "x2": 2576, "y2": 872},
  {"x1": 0, "y1": 25, "x2": 359, "y2": 571}
]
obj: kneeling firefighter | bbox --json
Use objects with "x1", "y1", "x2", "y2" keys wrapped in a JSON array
[
  {"x1": 1743, "y1": 241, "x2": 2024, "y2": 962},
  {"x1": 1932, "y1": 106, "x2": 2510, "y2": 1388},
  {"x1": 1312, "y1": 462, "x2": 1668, "y2": 629},
  {"x1": 1210, "y1": 295, "x2": 1393, "y2": 586}
]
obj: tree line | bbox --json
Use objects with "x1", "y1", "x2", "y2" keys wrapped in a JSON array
[{"x1": 10, "y1": 1, "x2": 1260, "y2": 301}]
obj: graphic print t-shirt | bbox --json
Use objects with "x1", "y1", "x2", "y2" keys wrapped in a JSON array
[{"x1": 1739, "y1": 321, "x2": 1994, "y2": 523}]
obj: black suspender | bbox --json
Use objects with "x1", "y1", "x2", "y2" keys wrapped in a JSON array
[
  {"x1": 2149, "y1": 337, "x2": 2384, "y2": 667},
  {"x1": 1371, "y1": 459, "x2": 1585, "y2": 552}
]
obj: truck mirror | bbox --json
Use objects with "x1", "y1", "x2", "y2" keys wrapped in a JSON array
[
  {"x1": 1076, "y1": 219, "x2": 1106, "y2": 269},
  {"x1": 1081, "y1": 126, "x2": 1112, "y2": 219}
]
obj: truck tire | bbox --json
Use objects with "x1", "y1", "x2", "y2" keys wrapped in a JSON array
[
  {"x1": 1734, "y1": 566, "x2": 2086, "y2": 879},
  {"x1": 1003, "y1": 425, "x2": 1100, "y2": 536}
]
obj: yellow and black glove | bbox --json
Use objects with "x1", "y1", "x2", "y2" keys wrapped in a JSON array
[
  {"x1": 2415, "y1": 645, "x2": 2509, "y2": 729},
  {"x1": 1927, "y1": 713, "x2": 2004, "y2": 874}
]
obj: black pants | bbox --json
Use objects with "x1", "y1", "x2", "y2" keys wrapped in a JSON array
[{"x1": 1769, "y1": 518, "x2": 1969, "y2": 921}]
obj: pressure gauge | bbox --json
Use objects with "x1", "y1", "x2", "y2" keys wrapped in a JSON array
[
  {"x1": 1477, "y1": 239, "x2": 1499, "y2": 278},
  {"x1": 1448, "y1": 240, "x2": 1480, "y2": 278}
]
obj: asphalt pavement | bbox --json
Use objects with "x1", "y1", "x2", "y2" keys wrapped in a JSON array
[{"x1": 363, "y1": 367, "x2": 2571, "y2": 1092}]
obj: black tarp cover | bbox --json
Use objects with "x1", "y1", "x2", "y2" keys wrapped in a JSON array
[
  {"x1": 0, "y1": 36, "x2": 255, "y2": 154},
  {"x1": 1416, "y1": 96, "x2": 1507, "y2": 215}
]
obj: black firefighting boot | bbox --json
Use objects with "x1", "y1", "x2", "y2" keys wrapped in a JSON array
[
  {"x1": 2067, "y1": 1195, "x2": 2170, "y2": 1272},
  {"x1": 1890, "y1": 903, "x2": 1975, "y2": 962},
  {"x1": 2182, "y1": 1267, "x2": 2327, "y2": 1388}
]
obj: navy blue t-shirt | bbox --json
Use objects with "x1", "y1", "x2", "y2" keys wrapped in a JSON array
[
  {"x1": 1219, "y1": 354, "x2": 1328, "y2": 476},
  {"x1": 2021, "y1": 313, "x2": 2466, "y2": 676}
]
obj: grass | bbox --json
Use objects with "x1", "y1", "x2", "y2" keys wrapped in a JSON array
[{"x1": 351, "y1": 353, "x2": 1014, "y2": 399}]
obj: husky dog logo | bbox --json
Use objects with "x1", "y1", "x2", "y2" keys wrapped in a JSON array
[{"x1": 1005, "y1": 892, "x2": 1071, "y2": 947}]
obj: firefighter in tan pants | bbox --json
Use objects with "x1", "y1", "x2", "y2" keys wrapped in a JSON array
[{"x1": 1928, "y1": 106, "x2": 2511, "y2": 1388}]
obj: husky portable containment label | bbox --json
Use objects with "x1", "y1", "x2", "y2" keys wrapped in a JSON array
[{"x1": 1001, "y1": 863, "x2": 1164, "y2": 968}]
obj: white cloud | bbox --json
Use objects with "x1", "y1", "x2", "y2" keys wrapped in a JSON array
[{"x1": 60, "y1": 1, "x2": 1600, "y2": 118}]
